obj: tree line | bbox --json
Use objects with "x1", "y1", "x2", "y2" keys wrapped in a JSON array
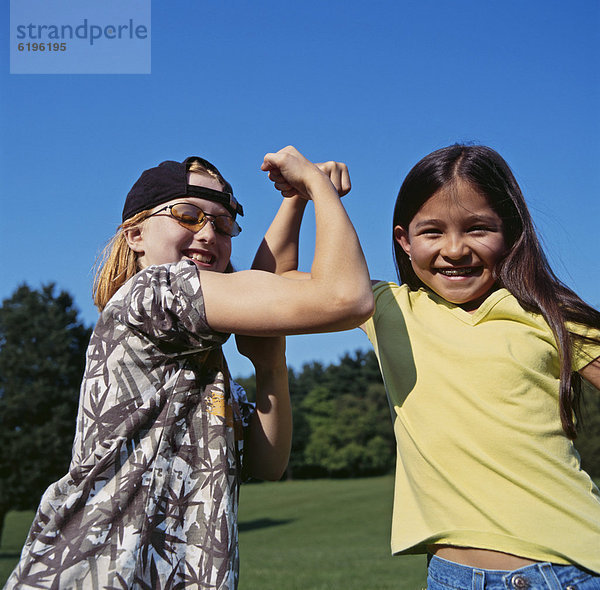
[{"x1": 1, "y1": 284, "x2": 599, "y2": 539}]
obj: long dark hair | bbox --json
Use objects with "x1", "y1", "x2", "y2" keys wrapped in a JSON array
[{"x1": 393, "y1": 144, "x2": 600, "y2": 438}]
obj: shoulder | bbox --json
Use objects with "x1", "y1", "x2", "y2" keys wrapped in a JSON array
[
  {"x1": 108, "y1": 261, "x2": 201, "y2": 310},
  {"x1": 363, "y1": 282, "x2": 419, "y2": 333},
  {"x1": 567, "y1": 320, "x2": 600, "y2": 341},
  {"x1": 371, "y1": 280, "x2": 407, "y2": 298},
  {"x1": 370, "y1": 281, "x2": 402, "y2": 314},
  {"x1": 101, "y1": 261, "x2": 228, "y2": 348},
  {"x1": 479, "y1": 291, "x2": 549, "y2": 328},
  {"x1": 483, "y1": 293, "x2": 600, "y2": 367},
  {"x1": 133, "y1": 260, "x2": 201, "y2": 295},
  {"x1": 371, "y1": 281, "x2": 434, "y2": 313}
]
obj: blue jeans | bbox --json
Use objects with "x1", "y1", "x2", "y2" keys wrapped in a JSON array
[{"x1": 427, "y1": 555, "x2": 600, "y2": 590}]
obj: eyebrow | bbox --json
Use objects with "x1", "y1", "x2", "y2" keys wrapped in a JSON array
[
  {"x1": 413, "y1": 214, "x2": 501, "y2": 230},
  {"x1": 413, "y1": 218, "x2": 443, "y2": 230}
]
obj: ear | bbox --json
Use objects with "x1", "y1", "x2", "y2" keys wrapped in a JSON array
[
  {"x1": 393, "y1": 225, "x2": 411, "y2": 257},
  {"x1": 123, "y1": 226, "x2": 145, "y2": 254}
]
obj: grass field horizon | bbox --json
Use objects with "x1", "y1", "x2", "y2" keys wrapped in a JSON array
[{"x1": 0, "y1": 475, "x2": 427, "y2": 589}]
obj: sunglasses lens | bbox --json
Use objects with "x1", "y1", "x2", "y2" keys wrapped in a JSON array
[
  {"x1": 214, "y1": 217, "x2": 236, "y2": 236},
  {"x1": 171, "y1": 204, "x2": 205, "y2": 228},
  {"x1": 170, "y1": 203, "x2": 240, "y2": 236}
]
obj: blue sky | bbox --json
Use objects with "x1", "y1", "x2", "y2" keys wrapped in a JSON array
[{"x1": 1, "y1": 1, "x2": 599, "y2": 377}]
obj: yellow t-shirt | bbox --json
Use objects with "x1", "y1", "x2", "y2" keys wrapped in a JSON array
[{"x1": 363, "y1": 282, "x2": 600, "y2": 573}]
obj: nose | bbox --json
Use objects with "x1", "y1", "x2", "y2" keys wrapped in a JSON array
[
  {"x1": 195, "y1": 216, "x2": 219, "y2": 242},
  {"x1": 440, "y1": 233, "x2": 469, "y2": 259}
]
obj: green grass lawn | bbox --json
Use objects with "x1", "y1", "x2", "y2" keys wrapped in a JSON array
[
  {"x1": 0, "y1": 476, "x2": 427, "y2": 589},
  {"x1": 238, "y1": 476, "x2": 426, "y2": 589},
  {"x1": 0, "y1": 510, "x2": 34, "y2": 587}
]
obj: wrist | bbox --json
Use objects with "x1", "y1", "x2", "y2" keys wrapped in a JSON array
[
  {"x1": 305, "y1": 173, "x2": 337, "y2": 201},
  {"x1": 284, "y1": 195, "x2": 309, "y2": 209}
]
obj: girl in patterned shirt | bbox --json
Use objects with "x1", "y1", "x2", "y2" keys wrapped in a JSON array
[{"x1": 6, "y1": 146, "x2": 373, "y2": 590}]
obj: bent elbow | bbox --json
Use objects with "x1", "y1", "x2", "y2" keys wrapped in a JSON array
[
  {"x1": 248, "y1": 461, "x2": 288, "y2": 482},
  {"x1": 352, "y1": 290, "x2": 375, "y2": 326},
  {"x1": 328, "y1": 287, "x2": 374, "y2": 329}
]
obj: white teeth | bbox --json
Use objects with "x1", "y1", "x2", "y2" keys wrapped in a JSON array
[
  {"x1": 188, "y1": 253, "x2": 213, "y2": 264},
  {"x1": 438, "y1": 268, "x2": 474, "y2": 276}
]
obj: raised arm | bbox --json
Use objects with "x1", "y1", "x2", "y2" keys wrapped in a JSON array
[
  {"x1": 251, "y1": 196, "x2": 308, "y2": 276},
  {"x1": 251, "y1": 161, "x2": 350, "y2": 276},
  {"x1": 236, "y1": 160, "x2": 350, "y2": 478},
  {"x1": 200, "y1": 146, "x2": 373, "y2": 336}
]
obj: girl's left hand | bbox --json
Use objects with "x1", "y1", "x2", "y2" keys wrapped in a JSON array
[
  {"x1": 316, "y1": 160, "x2": 351, "y2": 197},
  {"x1": 263, "y1": 148, "x2": 350, "y2": 199},
  {"x1": 235, "y1": 333, "x2": 286, "y2": 370}
]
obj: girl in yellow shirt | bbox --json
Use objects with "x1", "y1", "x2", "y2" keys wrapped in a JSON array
[{"x1": 259, "y1": 144, "x2": 600, "y2": 590}]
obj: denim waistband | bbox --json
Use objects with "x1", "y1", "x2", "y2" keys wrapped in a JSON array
[{"x1": 428, "y1": 555, "x2": 598, "y2": 590}]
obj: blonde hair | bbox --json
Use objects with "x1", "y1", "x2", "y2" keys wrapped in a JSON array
[
  {"x1": 92, "y1": 210, "x2": 152, "y2": 311},
  {"x1": 93, "y1": 159, "x2": 230, "y2": 312},
  {"x1": 188, "y1": 159, "x2": 223, "y2": 184}
]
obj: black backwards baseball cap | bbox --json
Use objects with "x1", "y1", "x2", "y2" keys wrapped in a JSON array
[{"x1": 122, "y1": 156, "x2": 244, "y2": 223}]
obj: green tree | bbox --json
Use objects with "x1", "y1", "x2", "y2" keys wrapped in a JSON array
[
  {"x1": 286, "y1": 351, "x2": 394, "y2": 478},
  {"x1": 286, "y1": 362, "x2": 326, "y2": 479},
  {"x1": 300, "y1": 382, "x2": 395, "y2": 478},
  {"x1": 0, "y1": 284, "x2": 91, "y2": 537}
]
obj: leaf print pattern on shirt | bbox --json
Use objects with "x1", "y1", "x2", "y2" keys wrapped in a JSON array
[{"x1": 5, "y1": 261, "x2": 254, "y2": 590}]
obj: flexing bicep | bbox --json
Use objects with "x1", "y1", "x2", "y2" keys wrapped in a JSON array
[
  {"x1": 219, "y1": 147, "x2": 372, "y2": 334},
  {"x1": 579, "y1": 357, "x2": 600, "y2": 390},
  {"x1": 200, "y1": 269, "x2": 371, "y2": 336}
]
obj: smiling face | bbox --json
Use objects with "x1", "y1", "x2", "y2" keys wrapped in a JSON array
[
  {"x1": 394, "y1": 180, "x2": 507, "y2": 311},
  {"x1": 125, "y1": 172, "x2": 232, "y2": 273}
]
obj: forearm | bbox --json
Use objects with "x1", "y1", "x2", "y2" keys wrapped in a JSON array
[
  {"x1": 252, "y1": 196, "x2": 307, "y2": 274},
  {"x1": 244, "y1": 361, "x2": 292, "y2": 481},
  {"x1": 307, "y1": 176, "x2": 373, "y2": 322}
]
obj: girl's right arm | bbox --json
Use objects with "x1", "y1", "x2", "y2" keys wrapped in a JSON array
[
  {"x1": 250, "y1": 195, "x2": 308, "y2": 278},
  {"x1": 200, "y1": 146, "x2": 374, "y2": 336},
  {"x1": 250, "y1": 160, "x2": 350, "y2": 278}
]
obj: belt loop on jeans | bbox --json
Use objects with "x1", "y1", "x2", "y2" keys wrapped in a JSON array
[
  {"x1": 473, "y1": 569, "x2": 485, "y2": 590},
  {"x1": 539, "y1": 563, "x2": 562, "y2": 590}
]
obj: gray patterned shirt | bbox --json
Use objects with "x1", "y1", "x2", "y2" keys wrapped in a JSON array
[{"x1": 6, "y1": 261, "x2": 254, "y2": 590}]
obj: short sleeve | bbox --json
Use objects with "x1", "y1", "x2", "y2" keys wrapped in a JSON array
[
  {"x1": 363, "y1": 281, "x2": 401, "y2": 342},
  {"x1": 230, "y1": 379, "x2": 255, "y2": 428},
  {"x1": 107, "y1": 260, "x2": 229, "y2": 352}
]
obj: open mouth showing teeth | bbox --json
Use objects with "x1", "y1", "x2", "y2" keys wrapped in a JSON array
[
  {"x1": 187, "y1": 252, "x2": 215, "y2": 264},
  {"x1": 437, "y1": 267, "x2": 476, "y2": 276}
]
